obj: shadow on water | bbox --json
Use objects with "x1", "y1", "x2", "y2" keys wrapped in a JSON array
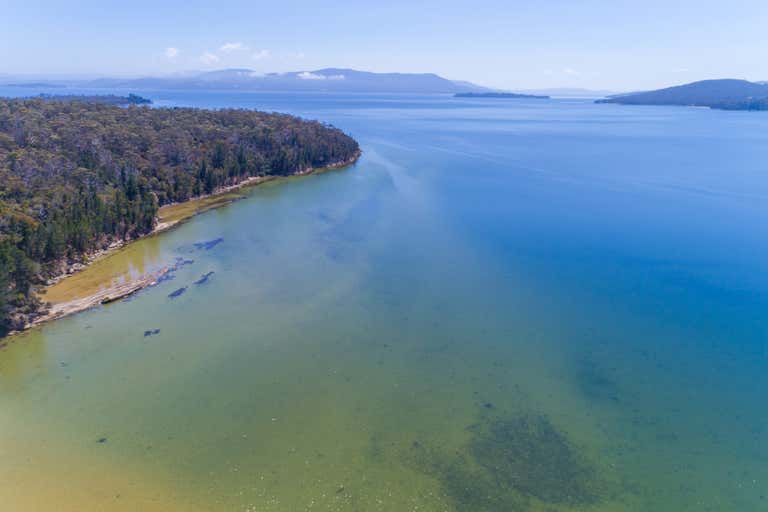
[{"x1": 402, "y1": 411, "x2": 610, "y2": 511}]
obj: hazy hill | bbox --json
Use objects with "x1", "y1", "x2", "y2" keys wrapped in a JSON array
[
  {"x1": 596, "y1": 79, "x2": 768, "y2": 110},
  {"x1": 84, "y1": 68, "x2": 491, "y2": 94}
]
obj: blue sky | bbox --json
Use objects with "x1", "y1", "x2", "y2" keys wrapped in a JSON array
[{"x1": 2, "y1": 0, "x2": 767, "y2": 90}]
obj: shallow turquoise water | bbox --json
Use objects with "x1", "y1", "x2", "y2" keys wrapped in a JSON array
[{"x1": 1, "y1": 89, "x2": 767, "y2": 511}]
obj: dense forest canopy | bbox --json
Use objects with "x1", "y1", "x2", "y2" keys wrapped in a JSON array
[{"x1": 0, "y1": 98, "x2": 359, "y2": 334}]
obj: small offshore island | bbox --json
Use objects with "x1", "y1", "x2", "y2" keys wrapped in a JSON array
[
  {"x1": 0, "y1": 96, "x2": 359, "y2": 336},
  {"x1": 455, "y1": 92, "x2": 550, "y2": 99},
  {"x1": 35, "y1": 93, "x2": 153, "y2": 105}
]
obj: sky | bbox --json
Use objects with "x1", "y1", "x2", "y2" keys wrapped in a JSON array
[{"x1": 2, "y1": 0, "x2": 768, "y2": 91}]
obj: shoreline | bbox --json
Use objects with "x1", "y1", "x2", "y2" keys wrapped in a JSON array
[
  {"x1": 154, "y1": 150, "x2": 361, "y2": 233},
  {"x1": 29, "y1": 267, "x2": 172, "y2": 329},
  {"x1": 7, "y1": 152, "x2": 361, "y2": 338}
]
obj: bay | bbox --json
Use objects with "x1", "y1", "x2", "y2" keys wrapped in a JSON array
[{"x1": 1, "y1": 88, "x2": 767, "y2": 511}]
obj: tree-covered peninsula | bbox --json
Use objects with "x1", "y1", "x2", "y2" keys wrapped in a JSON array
[
  {"x1": 596, "y1": 79, "x2": 768, "y2": 110},
  {"x1": 0, "y1": 98, "x2": 359, "y2": 334}
]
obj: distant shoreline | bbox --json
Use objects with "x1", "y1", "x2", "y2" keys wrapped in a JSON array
[
  {"x1": 7, "y1": 151, "x2": 361, "y2": 338},
  {"x1": 454, "y1": 92, "x2": 550, "y2": 99}
]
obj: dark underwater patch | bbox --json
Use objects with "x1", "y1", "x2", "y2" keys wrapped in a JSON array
[
  {"x1": 154, "y1": 272, "x2": 176, "y2": 285},
  {"x1": 194, "y1": 271, "x2": 215, "y2": 285},
  {"x1": 408, "y1": 445, "x2": 527, "y2": 511},
  {"x1": 168, "y1": 287, "x2": 187, "y2": 299},
  {"x1": 148, "y1": 257, "x2": 195, "y2": 291},
  {"x1": 312, "y1": 209, "x2": 336, "y2": 224},
  {"x1": 469, "y1": 414, "x2": 601, "y2": 506},
  {"x1": 403, "y1": 412, "x2": 605, "y2": 511},
  {"x1": 174, "y1": 257, "x2": 195, "y2": 267},
  {"x1": 193, "y1": 238, "x2": 224, "y2": 251},
  {"x1": 577, "y1": 359, "x2": 623, "y2": 405}
]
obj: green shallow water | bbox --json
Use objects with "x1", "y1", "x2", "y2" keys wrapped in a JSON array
[{"x1": 1, "y1": 90, "x2": 768, "y2": 511}]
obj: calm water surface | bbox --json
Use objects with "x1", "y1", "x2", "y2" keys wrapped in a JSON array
[{"x1": 1, "y1": 89, "x2": 767, "y2": 511}]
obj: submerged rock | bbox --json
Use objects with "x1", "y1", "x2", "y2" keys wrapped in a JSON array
[
  {"x1": 148, "y1": 258, "x2": 193, "y2": 290},
  {"x1": 173, "y1": 257, "x2": 195, "y2": 268},
  {"x1": 194, "y1": 271, "x2": 215, "y2": 285},
  {"x1": 168, "y1": 287, "x2": 187, "y2": 299},
  {"x1": 154, "y1": 273, "x2": 176, "y2": 285},
  {"x1": 193, "y1": 238, "x2": 224, "y2": 251}
]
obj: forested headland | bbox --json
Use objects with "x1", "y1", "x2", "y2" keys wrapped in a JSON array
[
  {"x1": 0, "y1": 98, "x2": 359, "y2": 335},
  {"x1": 596, "y1": 79, "x2": 768, "y2": 110}
]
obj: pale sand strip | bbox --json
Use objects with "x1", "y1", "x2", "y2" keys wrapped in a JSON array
[{"x1": 30, "y1": 266, "x2": 171, "y2": 328}]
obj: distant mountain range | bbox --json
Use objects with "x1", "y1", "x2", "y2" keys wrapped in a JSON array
[
  {"x1": 2, "y1": 70, "x2": 634, "y2": 97},
  {"x1": 73, "y1": 68, "x2": 493, "y2": 94},
  {"x1": 596, "y1": 79, "x2": 768, "y2": 111}
]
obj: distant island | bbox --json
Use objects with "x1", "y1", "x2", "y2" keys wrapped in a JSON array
[
  {"x1": 8, "y1": 68, "x2": 493, "y2": 94},
  {"x1": 514, "y1": 87, "x2": 619, "y2": 98},
  {"x1": 3, "y1": 82, "x2": 67, "y2": 88},
  {"x1": 37, "y1": 93, "x2": 152, "y2": 105},
  {"x1": 455, "y1": 92, "x2": 549, "y2": 99},
  {"x1": 596, "y1": 79, "x2": 768, "y2": 111},
  {"x1": 0, "y1": 97, "x2": 359, "y2": 335}
]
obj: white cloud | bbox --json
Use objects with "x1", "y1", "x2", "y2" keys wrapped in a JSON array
[
  {"x1": 220, "y1": 42, "x2": 247, "y2": 53},
  {"x1": 252, "y1": 49, "x2": 271, "y2": 60},
  {"x1": 298, "y1": 71, "x2": 325, "y2": 80},
  {"x1": 297, "y1": 71, "x2": 345, "y2": 81},
  {"x1": 200, "y1": 52, "x2": 220, "y2": 65},
  {"x1": 164, "y1": 47, "x2": 179, "y2": 59},
  {"x1": 563, "y1": 67, "x2": 578, "y2": 75}
]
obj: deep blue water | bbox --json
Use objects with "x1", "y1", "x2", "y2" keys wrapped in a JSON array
[{"x1": 1, "y1": 87, "x2": 767, "y2": 511}]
